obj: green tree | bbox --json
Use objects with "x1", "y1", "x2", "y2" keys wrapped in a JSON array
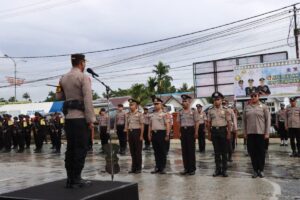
[
  {"x1": 0, "y1": 98, "x2": 6, "y2": 102},
  {"x1": 146, "y1": 77, "x2": 157, "y2": 95},
  {"x1": 152, "y1": 61, "x2": 173, "y2": 94},
  {"x1": 92, "y1": 91, "x2": 100, "y2": 100},
  {"x1": 22, "y1": 92, "x2": 30, "y2": 101},
  {"x1": 44, "y1": 91, "x2": 56, "y2": 102},
  {"x1": 8, "y1": 96, "x2": 16, "y2": 102},
  {"x1": 130, "y1": 83, "x2": 149, "y2": 106}
]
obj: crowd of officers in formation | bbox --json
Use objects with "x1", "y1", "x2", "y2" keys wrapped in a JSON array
[
  {"x1": 0, "y1": 112, "x2": 64, "y2": 153},
  {"x1": 0, "y1": 93, "x2": 299, "y2": 179}
]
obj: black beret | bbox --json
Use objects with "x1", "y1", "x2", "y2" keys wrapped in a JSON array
[
  {"x1": 238, "y1": 80, "x2": 244, "y2": 84},
  {"x1": 128, "y1": 98, "x2": 140, "y2": 104},
  {"x1": 289, "y1": 97, "x2": 297, "y2": 101},
  {"x1": 211, "y1": 91, "x2": 224, "y2": 99},
  {"x1": 250, "y1": 90, "x2": 259, "y2": 95},
  {"x1": 280, "y1": 103, "x2": 285, "y2": 107},
  {"x1": 100, "y1": 108, "x2": 106, "y2": 112},
  {"x1": 153, "y1": 97, "x2": 163, "y2": 103},
  {"x1": 259, "y1": 77, "x2": 265, "y2": 81},
  {"x1": 248, "y1": 79, "x2": 254, "y2": 83},
  {"x1": 196, "y1": 104, "x2": 202, "y2": 108},
  {"x1": 71, "y1": 54, "x2": 85, "y2": 61},
  {"x1": 181, "y1": 94, "x2": 192, "y2": 100},
  {"x1": 143, "y1": 107, "x2": 149, "y2": 110},
  {"x1": 117, "y1": 104, "x2": 124, "y2": 107}
]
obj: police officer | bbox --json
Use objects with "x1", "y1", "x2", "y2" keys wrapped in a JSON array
[
  {"x1": 17, "y1": 115, "x2": 26, "y2": 153},
  {"x1": 163, "y1": 103, "x2": 172, "y2": 155},
  {"x1": 178, "y1": 94, "x2": 199, "y2": 176},
  {"x1": 245, "y1": 79, "x2": 257, "y2": 96},
  {"x1": 243, "y1": 91, "x2": 270, "y2": 178},
  {"x1": 222, "y1": 99, "x2": 237, "y2": 162},
  {"x1": 0, "y1": 115, "x2": 4, "y2": 151},
  {"x1": 114, "y1": 104, "x2": 127, "y2": 155},
  {"x1": 125, "y1": 98, "x2": 144, "y2": 174},
  {"x1": 285, "y1": 97, "x2": 300, "y2": 157},
  {"x1": 196, "y1": 104, "x2": 207, "y2": 153},
  {"x1": 149, "y1": 97, "x2": 170, "y2": 174},
  {"x1": 49, "y1": 114, "x2": 57, "y2": 150},
  {"x1": 34, "y1": 112, "x2": 46, "y2": 153},
  {"x1": 207, "y1": 92, "x2": 231, "y2": 177},
  {"x1": 276, "y1": 103, "x2": 288, "y2": 146},
  {"x1": 143, "y1": 107, "x2": 151, "y2": 151},
  {"x1": 3, "y1": 114, "x2": 13, "y2": 152},
  {"x1": 56, "y1": 53, "x2": 96, "y2": 188},
  {"x1": 24, "y1": 115, "x2": 32, "y2": 149},
  {"x1": 98, "y1": 108, "x2": 110, "y2": 153},
  {"x1": 257, "y1": 78, "x2": 271, "y2": 96},
  {"x1": 12, "y1": 116, "x2": 19, "y2": 149}
]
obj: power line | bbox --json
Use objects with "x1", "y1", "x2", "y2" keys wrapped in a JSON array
[{"x1": 0, "y1": 3, "x2": 297, "y2": 59}]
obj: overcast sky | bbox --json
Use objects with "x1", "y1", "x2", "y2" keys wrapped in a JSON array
[{"x1": 0, "y1": 0, "x2": 298, "y2": 101}]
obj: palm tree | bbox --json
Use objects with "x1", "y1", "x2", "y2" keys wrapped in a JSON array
[
  {"x1": 130, "y1": 83, "x2": 149, "y2": 106},
  {"x1": 152, "y1": 61, "x2": 173, "y2": 94},
  {"x1": 147, "y1": 77, "x2": 157, "y2": 95}
]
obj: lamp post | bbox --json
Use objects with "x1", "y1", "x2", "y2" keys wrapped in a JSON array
[{"x1": 4, "y1": 54, "x2": 17, "y2": 102}]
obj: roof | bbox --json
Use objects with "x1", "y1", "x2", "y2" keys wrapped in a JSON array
[{"x1": 94, "y1": 96, "x2": 131, "y2": 108}]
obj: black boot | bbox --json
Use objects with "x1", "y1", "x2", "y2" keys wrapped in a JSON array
[{"x1": 65, "y1": 170, "x2": 73, "y2": 189}]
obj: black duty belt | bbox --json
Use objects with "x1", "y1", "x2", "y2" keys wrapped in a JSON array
[
  {"x1": 129, "y1": 128, "x2": 141, "y2": 132},
  {"x1": 181, "y1": 126, "x2": 194, "y2": 129},
  {"x1": 63, "y1": 100, "x2": 84, "y2": 115},
  {"x1": 212, "y1": 126, "x2": 227, "y2": 130}
]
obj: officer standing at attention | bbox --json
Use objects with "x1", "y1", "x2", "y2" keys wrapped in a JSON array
[
  {"x1": 114, "y1": 104, "x2": 127, "y2": 155},
  {"x1": 56, "y1": 54, "x2": 96, "y2": 188},
  {"x1": 125, "y1": 99, "x2": 144, "y2": 174},
  {"x1": 149, "y1": 97, "x2": 170, "y2": 174},
  {"x1": 243, "y1": 91, "x2": 270, "y2": 178},
  {"x1": 196, "y1": 104, "x2": 207, "y2": 153},
  {"x1": 143, "y1": 107, "x2": 151, "y2": 151},
  {"x1": 285, "y1": 97, "x2": 300, "y2": 157},
  {"x1": 0, "y1": 116, "x2": 4, "y2": 151},
  {"x1": 276, "y1": 103, "x2": 288, "y2": 146},
  {"x1": 98, "y1": 108, "x2": 110, "y2": 153},
  {"x1": 207, "y1": 92, "x2": 231, "y2": 177},
  {"x1": 178, "y1": 94, "x2": 199, "y2": 176}
]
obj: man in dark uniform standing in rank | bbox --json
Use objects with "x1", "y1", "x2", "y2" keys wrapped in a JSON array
[
  {"x1": 24, "y1": 115, "x2": 32, "y2": 149},
  {"x1": 285, "y1": 97, "x2": 300, "y2": 157},
  {"x1": 125, "y1": 99, "x2": 144, "y2": 174},
  {"x1": 245, "y1": 79, "x2": 257, "y2": 96},
  {"x1": 207, "y1": 92, "x2": 232, "y2": 177},
  {"x1": 17, "y1": 115, "x2": 26, "y2": 153},
  {"x1": 178, "y1": 94, "x2": 200, "y2": 176},
  {"x1": 34, "y1": 112, "x2": 46, "y2": 153},
  {"x1": 12, "y1": 116, "x2": 19, "y2": 149},
  {"x1": 276, "y1": 103, "x2": 288, "y2": 146},
  {"x1": 149, "y1": 97, "x2": 170, "y2": 174},
  {"x1": 196, "y1": 104, "x2": 207, "y2": 153},
  {"x1": 114, "y1": 104, "x2": 127, "y2": 155},
  {"x1": 98, "y1": 108, "x2": 110, "y2": 153},
  {"x1": 0, "y1": 115, "x2": 3, "y2": 151},
  {"x1": 3, "y1": 115, "x2": 13, "y2": 152},
  {"x1": 56, "y1": 53, "x2": 96, "y2": 188},
  {"x1": 257, "y1": 78, "x2": 271, "y2": 96},
  {"x1": 52, "y1": 112, "x2": 63, "y2": 153},
  {"x1": 143, "y1": 107, "x2": 151, "y2": 151}
]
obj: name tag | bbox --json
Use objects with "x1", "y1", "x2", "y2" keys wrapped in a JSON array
[
  {"x1": 60, "y1": 118, "x2": 64, "y2": 124},
  {"x1": 8, "y1": 121, "x2": 13, "y2": 126},
  {"x1": 40, "y1": 119, "x2": 46, "y2": 125},
  {"x1": 23, "y1": 122, "x2": 28, "y2": 127}
]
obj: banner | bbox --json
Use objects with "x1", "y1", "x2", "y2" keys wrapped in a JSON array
[{"x1": 234, "y1": 59, "x2": 300, "y2": 100}]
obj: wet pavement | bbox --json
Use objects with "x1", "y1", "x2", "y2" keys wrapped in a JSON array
[{"x1": 0, "y1": 139, "x2": 299, "y2": 200}]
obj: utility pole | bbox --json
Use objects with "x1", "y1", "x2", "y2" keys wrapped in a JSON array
[
  {"x1": 293, "y1": 4, "x2": 299, "y2": 58},
  {"x1": 4, "y1": 54, "x2": 17, "y2": 102}
]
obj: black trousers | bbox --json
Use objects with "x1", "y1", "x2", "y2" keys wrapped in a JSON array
[
  {"x1": 165, "y1": 134, "x2": 170, "y2": 154},
  {"x1": 4, "y1": 128, "x2": 12, "y2": 150},
  {"x1": 12, "y1": 130, "x2": 18, "y2": 147},
  {"x1": 25, "y1": 128, "x2": 31, "y2": 148},
  {"x1": 227, "y1": 133, "x2": 233, "y2": 159},
  {"x1": 198, "y1": 123, "x2": 206, "y2": 152},
  {"x1": 231, "y1": 131, "x2": 237, "y2": 151},
  {"x1": 152, "y1": 130, "x2": 167, "y2": 170},
  {"x1": 211, "y1": 127, "x2": 228, "y2": 172},
  {"x1": 53, "y1": 129, "x2": 62, "y2": 151},
  {"x1": 0, "y1": 130, "x2": 3, "y2": 150},
  {"x1": 50, "y1": 129, "x2": 56, "y2": 147},
  {"x1": 17, "y1": 130, "x2": 25, "y2": 151},
  {"x1": 65, "y1": 118, "x2": 89, "y2": 180},
  {"x1": 180, "y1": 126, "x2": 196, "y2": 172},
  {"x1": 143, "y1": 125, "x2": 150, "y2": 147},
  {"x1": 278, "y1": 122, "x2": 288, "y2": 140},
  {"x1": 99, "y1": 126, "x2": 109, "y2": 149},
  {"x1": 128, "y1": 129, "x2": 142, "y2": 171},
  {"x1": 36, "y1": 126, "x2": 46, "y2": 150},
  {"x1": 247, "y1": 134, "x2": 265, "y2": 172},
  {"x1": 116, "y1": 125, "x2": 127, "y2": 151},
  {"x1": 289, "y1": 128, "x2": 300, "y2": 152}
]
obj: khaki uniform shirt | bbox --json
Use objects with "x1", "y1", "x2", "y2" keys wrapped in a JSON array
[
  {"x1": 56, "y1": 67, "x2": 96, "y2": 123},
  {"x1": 126, "y1": 111, "x2": 144, "y2": 129},
  {"x1": 98, "y1": 114, "x2": 109, "y2": 127},
  {"x1": 207, "y1": 106, "x2": 231, "y2": 127},
  {"x1": 150, "y1": 111, "x2": 170, "y2": 131},
  {"x1": 276, "y1": 109, "x2": 286, "y2": 125},
  {"x1": 198, "y1": 110, "x2": 207, "y2": 124},
  {"x1": 177, "y1": 109, "x2": 199, "y2": 127},
  {"x1": 115, "y1": 110, "x2": 126, "y2": 125},
  {"x1": 144, "y1": 113, "x2": 150, "y2": 125},
  {"x1": 227, "y1": 108, "x2": 237, "y2": 132},
  {"x1": 243, "y1": 102, "x2": 270, "y2": 135},
  {"x1": 285, "y1": 106, "x2": 300, "y2": 128}
]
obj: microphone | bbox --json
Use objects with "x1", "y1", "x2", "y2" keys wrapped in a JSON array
[{"x1": 86, "y1": 68, "x2": 99, "y2": 77}]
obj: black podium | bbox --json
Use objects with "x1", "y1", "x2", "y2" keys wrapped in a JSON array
[{"x1": 0, "y1": 180, "x2": 139, "y2": 200}]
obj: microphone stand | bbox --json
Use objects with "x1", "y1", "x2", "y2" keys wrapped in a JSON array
[{"x1": 91, "y1": 75, "x2": 115, "y2": 181}]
